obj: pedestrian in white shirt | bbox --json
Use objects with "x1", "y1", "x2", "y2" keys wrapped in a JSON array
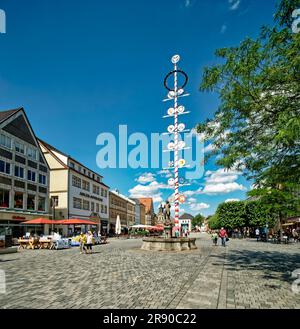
[{"x1": 86, "y1": 231, "x2": 93, "y2": 254}]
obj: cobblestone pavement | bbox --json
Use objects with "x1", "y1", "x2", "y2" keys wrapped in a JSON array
[{"x1": 0, "y1": 234, "x2": 299, "y2": 309}]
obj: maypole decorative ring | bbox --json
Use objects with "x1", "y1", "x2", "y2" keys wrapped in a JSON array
[{"x1": 164, "y1": 70, "x2": 188, "y2": 91}]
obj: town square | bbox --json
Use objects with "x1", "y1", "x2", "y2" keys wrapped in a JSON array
[
  {"x1": 0, "y1": 0, "x2": 300, "y2": 314},
  {"x1": 1, "y1": 234, "x2": 300, "y2": 309}
]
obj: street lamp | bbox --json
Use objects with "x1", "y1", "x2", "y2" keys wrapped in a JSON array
[{"x1": 50, "y1": 196, "x2": 56, "y2": 233}]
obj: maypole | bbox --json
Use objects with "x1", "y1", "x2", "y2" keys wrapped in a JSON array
[{"x1": 163, "y1": 55, "x2": 190, "y2": 234}]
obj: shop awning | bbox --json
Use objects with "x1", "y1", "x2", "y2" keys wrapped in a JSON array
[
  {"x1": 55, "y1": 218, "x2": 98, "y2": 225},
  {"x1": 21, "y1": 218, "x2": 55, "y2": 225}
]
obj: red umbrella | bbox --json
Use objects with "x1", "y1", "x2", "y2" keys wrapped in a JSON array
[
  {"x1": 56, "y1": 218, "x2": 97, "y2": 225},
  {"x1": 21, "y1": 218, "x2": 55, "y2": 225},
  {"x1": 152, "y1": 226, "x2": 164, "y2": 231}
]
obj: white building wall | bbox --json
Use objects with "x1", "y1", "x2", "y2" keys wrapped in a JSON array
[
  {"x1": 68, "y1": 171, "x2": 109, "y2": 220},
  {"x1": 179, "y1": 219, "x2": 192, "y2": 232}
]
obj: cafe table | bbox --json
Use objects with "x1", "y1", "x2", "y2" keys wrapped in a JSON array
[
  {"x1": 18, "y1": 239, "x2": 30, "y2": 250},
  {"x1": 39, "y1": 239, "x2": 52, "y2": 249}
]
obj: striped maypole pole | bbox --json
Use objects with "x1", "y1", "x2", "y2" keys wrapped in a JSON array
[
  {"x1": 163, "y1": 54, "x2": 190, "y2": 236},
  {"x1": 173, "y1": 60, "x2": 179, "y2": 226}
]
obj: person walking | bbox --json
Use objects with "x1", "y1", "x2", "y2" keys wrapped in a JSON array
[
  {"x1": 79, "y1": 232, "x2": 87, "y2": 254},
  {"x1": 211, "y1": 231, "x2": 218, "y2": 246},
  {"x1": 292, "y1": 228, "x2": 299, "y2": 242},
  {"x1": 85, "y1": 231, "x2": 93, "y2": 254},
  {"x1": 219, "y1": 227, "x2": 227, "y2": 247},
  {"x1": 255, "y1": 228, "x2": 260, "y2": 242}
]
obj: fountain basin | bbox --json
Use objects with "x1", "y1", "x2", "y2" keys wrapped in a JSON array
[{"x1": 141, "y1": 237, "x2": 197, "y2": 251}]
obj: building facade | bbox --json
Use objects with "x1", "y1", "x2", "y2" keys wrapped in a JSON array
[
  {"x1": 39, "y1": 140, "x2": 109, "y2": 235},
  {"x1": 0, "y1": 108, "x2": 50, "y2": 238},
  {"x1": 109, "y1": 190, "x2": 128, "y2": 233},
  {"x1": 139, "y1": 198, "x2": 155, "y2": 226},
  {"x1": 130, "y1": 198, "x2": 146, "y2": 225},
  {"x1": 179, "y1": 213, "x2": 193, "y2": 232},
  {"x1": 127, "y1": 199, "x2": 136, "y2": 228}
]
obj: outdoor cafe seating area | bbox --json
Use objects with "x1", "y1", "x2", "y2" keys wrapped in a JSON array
[
  {"x1": 18, "y1": 233, "x2": 71, "y2": 250},
  {"x1": 14, "y1": 217, "x2": 108, "y2": 251}
]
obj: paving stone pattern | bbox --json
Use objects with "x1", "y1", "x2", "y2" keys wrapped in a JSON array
[{"x1": 0, "y1": 234, "x2": 299, "y2": 309}]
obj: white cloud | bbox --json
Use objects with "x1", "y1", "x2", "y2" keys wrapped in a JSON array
[
  {"x1": 205, "y1": 168, "x2": 239, "y2": 184},
  {"x1": 200, "y1": 168, "x2": 247, "y2": 195},
  {"x1": 157, "y1": 170, "x2": 172, "y2": 178},
  {"x1": 225, "y1": 198, "x2": 241, "y2": 203},
  {"x1": 129, "y1": 180, "x2": 172, "y2": 204},
  {"x1": 204, "y1": 143, "x2": 216, "y2": 153},
  {"x1": 136, "y1": 172, "x2": 156, "y2": 184},
  {"x1": 188, "y1": 197, "x2": 197, "y2": 203},
  {"x1": 229, "y1": 0, "x2": 240, "y2": 11},
  {"x1": 221, "y1": 24, "x2": 227, "y2": 34},
  {"x1": 182, "y1": 189, "x2": 203, "y2": 197},
  {"x1": 190, "y1": 202, "x2": 210, "y2": 211},
  {"x1": 202, "y1": 182, "x2": 246, "y2": 194}
]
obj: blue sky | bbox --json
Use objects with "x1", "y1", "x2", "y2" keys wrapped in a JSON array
[{"x1": 0, "y1": 0, "x2": 277, "y2": 216}]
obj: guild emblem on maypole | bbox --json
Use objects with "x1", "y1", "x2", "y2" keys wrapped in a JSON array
[{"x1": 163, "y1": 54, "x2": 190, "y2": 230}]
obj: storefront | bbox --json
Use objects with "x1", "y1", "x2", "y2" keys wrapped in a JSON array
[{"x1": 0, "y1": 212, "x2": 51, "y2": 238}]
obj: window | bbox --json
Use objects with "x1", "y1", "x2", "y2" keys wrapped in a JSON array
[
  {"x1": 101, "y1": 204, "x2": 104, "y2": 213},
  {"x1": 92, "y1": 173, "x2": 95, "y2": 180},
  {"x1": 0, "y1": 134, "x2": 11, "y2": 149},
  {"x1": 91, "y1": 202, "x2": 95, "y2": 212},
  {"x1": 93, "y1": 185, "x2": 100, "y2": 195},
  {"x1": 0, "y1": 189, "x2": 10, "y2": 208},
  {"x1": 51, "y1": 196, "x2": 59, "y2": 207},
  {"x1": 73, "y1": 197, "x2": 82, "y2": 209},
  {"x1": 72, "y1": 175, "x2": 81, "y2": 188},
  {"x1": 15, "y1": 141, "x2": 25, "y2": 154},
  {"x1": 105, "y1": 205, "x2": 107, "y2": 214},
  {"x1": 27, "y1": 170, "x2": 36, "y2": 182},
  {"x1": 70, "y1": 162, "x2": 75, "y2": 169},
  {"x1": 27, "y1": 194, "x2": 35, "y2": 210},
  {"x1": 15, "y1": 165, "x2": 24, "y2": 178},
  {"x1": 0, "y1": 160, "x2": 10, "y2": 175},
  {"x1": 88, "y1": 171, "x2": 91, "y2": 177},
  {"x1": 82, "y1": 180, "x2": 90, "y2": 191},
  {"x1": 104, "y1": 190, "x2": 107, "y2": 198},
  {"x1": 78, "y1": 165, "x2": 82, "y2": 172},
  {"x1": 38, "y1": 197, "x2": 46, "y2": 211},
  {"x1": 83, "y1": 168, "x2": 86, "y2": 175},
  {"x1": 14, "y1": 192, "x2": 23, "y2": 209},
  {"x1": 101, "y1": 188, "x2": 104, "y2": 197},
  {"x1": 27, "y1": 147, "x2": 37, "y2": 160},
  {"x1": 39, "y1": 174, "x2": 46, "y2": 185},
  {"x1": 83, "y1": 200, "x2": 89, "y2": 211},
  {"x1": 96, "y1": 203, "x2": 99, "y2": 213}
]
